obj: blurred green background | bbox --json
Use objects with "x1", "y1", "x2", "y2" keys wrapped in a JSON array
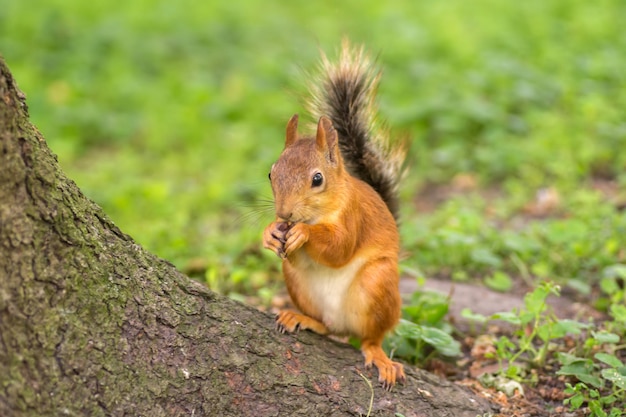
[{"x1": 2, "y1": 0, "x2": 625, "y2": 300}]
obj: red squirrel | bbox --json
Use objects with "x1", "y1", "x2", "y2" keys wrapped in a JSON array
[{"x1": 263, "y1": 42, "x2": 406, "y2": 389}]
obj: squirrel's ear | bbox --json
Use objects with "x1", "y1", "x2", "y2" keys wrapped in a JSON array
[
  {"x1": 284, "y1": 114, "x2": 299, "y2": 148},
  {"x1": 316, "y1": 116, "x2": 339, "y2": 164}
]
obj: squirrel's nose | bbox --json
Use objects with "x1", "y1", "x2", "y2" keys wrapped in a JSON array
[{"x1": 276, "y1": 209, "x2": 292, "y2": 222}]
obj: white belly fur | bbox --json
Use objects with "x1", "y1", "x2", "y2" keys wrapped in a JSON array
[{"x1": 292, "y1": 253, "x2": 366, "y2": 334}]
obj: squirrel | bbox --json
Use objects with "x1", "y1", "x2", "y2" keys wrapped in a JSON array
[{"x1": 262, "y1": 41, "x2": 406, "y2": 389}]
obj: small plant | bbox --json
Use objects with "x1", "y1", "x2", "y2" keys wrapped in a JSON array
[
  {"x1": 554, "y1": 264, "x2": 626, "y2": 416},
  {"x1": 564, "y1": 381, "x2": 625, "y2": 417},
  {"x1": 463, "y1": 281, "x2": 626, "y2": 415},
  {"x1": 463, "y1": 282, "x2": 590, "y2": 379},
  {"x1": 558, "y1": 330, "x2": 626, "y2": 416},
  {"x1": 596, "y1": 264, "x2": 626, "y2": 315},
  {"x1": 386, "y1": 290, "x2": 461, "y2": 363}
]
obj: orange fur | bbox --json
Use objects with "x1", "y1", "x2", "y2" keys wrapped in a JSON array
[{"x1": 263, "y1": 116, "x2": 405, "y2": 388}]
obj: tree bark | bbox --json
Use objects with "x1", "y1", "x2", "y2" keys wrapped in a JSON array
[{"x1": 0, "y1": 57, "x2": 496, "y2": 417}]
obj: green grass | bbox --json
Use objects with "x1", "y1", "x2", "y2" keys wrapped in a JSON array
[
  {"x1": 2, "y1": 1, "x2": 626, "y2": 412},
  {"x1": 3, "y1": 0, "x2": 624, "y2": 283}
]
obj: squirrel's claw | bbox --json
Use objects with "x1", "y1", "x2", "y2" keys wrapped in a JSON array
[
  {"x1": 275, "y1": 310, "x2": 330, "y2": 336},
  {"x1": 275, "y1": 311, "x2": 299, "y2": 333},
  {"x1": 263, "y1": 221, "x2": 290, "y2": 259},
  {"x1": 283, "y1": 223, "x2": 309, "y2": 256},
  {"x1": 362, "y1": 343, "x2": 405, "y2": 390}
]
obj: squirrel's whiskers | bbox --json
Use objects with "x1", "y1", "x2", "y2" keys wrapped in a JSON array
[{"x1": 234, "y1": 195, "x2": 275, "y2": 227}]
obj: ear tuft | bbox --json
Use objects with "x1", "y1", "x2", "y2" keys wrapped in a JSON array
[
  {"x1": 316, "y1": 116, "x2": 338, "y2": 163},
  {"x1": 284, "y1": 114, "x2": 299, "y2": 148}
]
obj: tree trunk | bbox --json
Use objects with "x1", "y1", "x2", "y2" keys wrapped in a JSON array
[{"x1": 0, "y1": 57, "x2": 496, "y2": 417}]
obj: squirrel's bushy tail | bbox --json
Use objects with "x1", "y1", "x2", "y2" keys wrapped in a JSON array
[{"x1": 307, "y1": 41, "x2": 406, "y2": 221}]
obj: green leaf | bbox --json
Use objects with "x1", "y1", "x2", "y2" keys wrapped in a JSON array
[
  {"x1": 531, "y1": 262, "x2": 551, "y2": 279},
  {"x1": 549, "y1": 319, "x2": 589, "y2": 338},
  {"x1": 557, "y1": 363, "x2": 604, "y2": 388},
  {"x1": 394, "y1": 320, "x2": 423, "y2": 340},
  {"x1": 471, "y1": 247, "x2": 502, "y2": 267},
  {"x1": 566, "y1": 278, "x2": 591, "y2": 295},
  {"x1": 609, "y1": 304, "x2": 626, "y2": 324},
  {"x1": 460, "y1": 308, "x2": 487, "y2": 323},
  {"x1": 495, "y1": 336, "x2": 516, "y2": 356},
  {"x1": 524, "y1": 284, "x2": 550, "y2": 315},
  {"x1": 502, "y1": 232, "x2": 539, "y2": 253},
  {"x1": 393, "y1": 320, "x2": 460, "y2": 357},
  {"x1": 564, "y1": 392, "x2": 585, "y2": 409},
  {"x1": 576, "y1": 373, "x2": 604, "y2": 389},
  {"x1": 420, "y1": 326, "x2": 461, "y2": 357},
  {"x1": 595, "y1": 353, "x2": 624, "y2": 369},
  {"x1": 490, "y1": 311, "x2": 522, "y2": 325},
  {"x1": 557, "y1": 352, "x2": 589, "y2": 366},
  {"x1": 602, "y1": 264, "x2": 626, "y2": 280},
  {"x1": 484, "y1": 271, "x2": 513, "y2": 292},
  {"x1": 558, "y1": 362, "x2": 592, "y2": 375},
  {"x1": 601, "y1": 368, "x2": 626, "y2": 390},
  {"x1": 589, "y1": 400, "x2": 608, "y2": 417},
  {"x1": 600, "y1": 276, "x2": 620, "y2": 295},
  {"x1": 421, "y1": 303, "x2": 450, "y2": 326},
  {"x1": 403, "y1": 291, "x2": 450, "y2": 325},
  {"x1": 592, "y1": 330, "x2": 621, "y2": 344}
]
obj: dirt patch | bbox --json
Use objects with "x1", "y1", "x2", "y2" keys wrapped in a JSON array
[{"x1": 401, "y1": 277, "x2": 605, "y2": 328}]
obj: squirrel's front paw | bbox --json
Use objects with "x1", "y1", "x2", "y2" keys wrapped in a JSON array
[
  {"x1": 284, "y1": 223, "x2": 309, "y2": 256},
  {"x1": 262, "y1": 221, "x2": 292, "y2": 258},
  {"x1": 275, "y1": 310, "x2": 303, "y2": 333},
  {"x1": 276, "y1": 310, "x2": 329, "y2": 335}
]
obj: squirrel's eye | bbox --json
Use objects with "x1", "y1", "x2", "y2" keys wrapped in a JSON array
[
  {"x1": 311, "y1": 172, "x2": 323, "y2": 187},
  {"x1": 268, "y1": 172, "x2": 272, "y2": 181}
]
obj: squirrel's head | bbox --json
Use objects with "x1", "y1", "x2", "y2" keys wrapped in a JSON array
[{"x1": 268, "y1": 114, "x2": 346, "y2": 224}]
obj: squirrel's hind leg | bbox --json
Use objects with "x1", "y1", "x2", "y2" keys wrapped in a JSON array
[
  {"x1": 361, "y1": 339, "x2": 406, "y2": 390},
  {"x1": 276, "y1": 310, "x2": 329, "y2": 335},
  {"x1": 354, "y1": 258, "x2": 405, "y2": 389}
]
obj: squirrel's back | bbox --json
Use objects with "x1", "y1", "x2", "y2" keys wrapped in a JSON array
[{"x1": 307, "y1": 41, "x2": 406, "y2": 220}]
